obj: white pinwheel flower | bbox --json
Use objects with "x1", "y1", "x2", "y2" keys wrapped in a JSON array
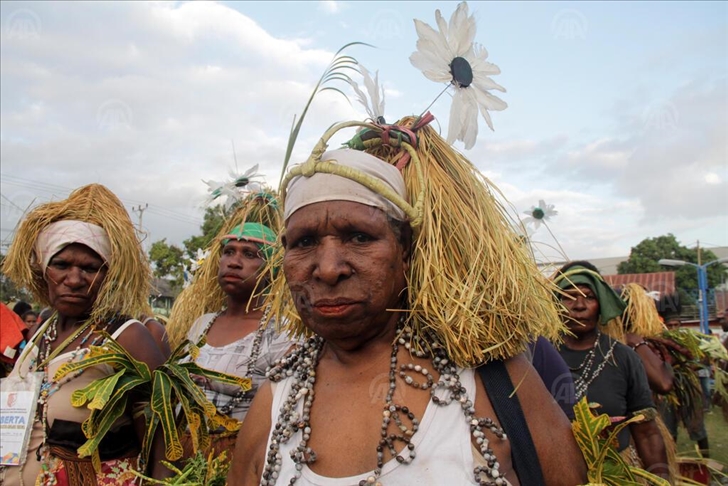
[
  {"x1": 348, "y1": 64, "x2": 386, "y2": 123},
  {"x1": 523, "y1": 199, "x2": 558, "y2": 230},
  {"x1": 189, "y1": 248, "x2": 210, "y2": 274},
  {"x1": 410, "y1": 1, "x2": 507, "y2": 149},
  {"x1": 203, "y1": 164, "x2": 264, "y2": 211}
]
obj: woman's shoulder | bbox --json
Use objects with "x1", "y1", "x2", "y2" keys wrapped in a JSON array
[{"x1": 187, "y1": 312, "x2": 218, "y2": 342}]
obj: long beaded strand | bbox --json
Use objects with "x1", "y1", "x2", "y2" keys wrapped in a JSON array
[
  {"x1": 263, "y1": 318, "x2": 509, "y2": 486},
  {"x1": 34, "y1": 318, "x2": 112, "y2": 486}
]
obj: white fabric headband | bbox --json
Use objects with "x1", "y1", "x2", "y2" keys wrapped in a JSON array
[
  {"x1": 35, "y1": 220, "x2": 112, "y2": 273},
  {"x1": 283, "y1": 149, "x2": 407, "y2": 221}
]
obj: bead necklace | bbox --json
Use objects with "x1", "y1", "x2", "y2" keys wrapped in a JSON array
[
  {"x1": 32, "y1": 317, "x2": 112, "y2": 486},
  {"x1": 198, "y1": 307, "x2": 270, "y2": 415},
  {"x1": 567, "y1": 331, "x2": 601, "y2": 373},
  {"x1": 572, "y1": 333, "x2": 617, "y2": 401},
  {"x1": 263, "y1": 317, "x2": 509, "y2": 486}
]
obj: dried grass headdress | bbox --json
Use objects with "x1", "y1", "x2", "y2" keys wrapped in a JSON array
[
  {"x1": 2, "y1": 183, "x2": 151, "y2": 322},
  {"x1": 607, "y1": 283, "x2": 665, "y2": 342},
  {"x1": 166, "y1": 192, "x2": 282, "y2": 349},
  {"x1": 268, "y1": 117, "x2": 565, "y2": 367}
]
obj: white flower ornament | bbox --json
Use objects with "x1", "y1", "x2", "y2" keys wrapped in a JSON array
[
  {"x1": 203, "y1": 164, "x2": 264, "y2": 211},
  {"x1": 410, "y1": 1, "x2": 507, "y2": 150},
  {"x1": 523, "y1": 199, "x2": 557, "y2": 230},
  {"x1": 348, "y1": 64, "x2": 386, "y2": 123}
]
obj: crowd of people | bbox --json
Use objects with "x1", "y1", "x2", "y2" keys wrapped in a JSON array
[
  {"x1": 1, "y1": 5, "x2": 726, "y2": 485},
  {"x1": 2, "y1": 127, "x2": 725, "y2": 486}
]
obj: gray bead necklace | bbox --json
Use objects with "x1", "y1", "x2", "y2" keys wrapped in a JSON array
[
  {"x1": 262, "y1": 318, "x2": 508, "y2": 486},
  {"x1": 199, "y1": 306, "x2": 270, "y2": 415},
  {"x1": 572, "y1": 333, "x2": 617, "y2": 401}
]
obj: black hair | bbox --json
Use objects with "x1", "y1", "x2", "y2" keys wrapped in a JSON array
[
  {"x1": 557, "y1": 260, "x2": 601, "y2": 276},
  {"x1": 12, "y1": 301, "x2": 32, "y2": 317},
  {"x1": 656, "y1": 293, "x2": 681, "y2": 319}
]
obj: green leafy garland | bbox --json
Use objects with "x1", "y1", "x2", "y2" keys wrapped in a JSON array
[{"x1": 54, "y1": 334, "x2": 250, "y2": 471}]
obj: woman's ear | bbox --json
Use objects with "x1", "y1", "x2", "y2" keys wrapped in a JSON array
[{"x1": 400, "y1": 223, "x2": 413, "y2": 273}]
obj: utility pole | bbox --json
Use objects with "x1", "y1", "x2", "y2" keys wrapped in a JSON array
[{"x1": 132, "y1": 203, "x2": 148, "y2": 232}]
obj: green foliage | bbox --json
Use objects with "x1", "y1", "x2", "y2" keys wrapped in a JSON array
[
  {"x1": 571, "y1": 398, "x2": 669, "y2": 486},
  {"x1": 147, "y1": 206, "x2": 226, "y2": 292},
  {"x1": 617, "y1": 234, "x2": 726, "y2": 299},
  {"x1": 54, "y1": 333, "x2": 251, "y2": 469},
  {"x1": 0, "y1": 253, "x2": 34, "y2": 303},
  {"x1": 149, "y1": 239, "x2": 185, "y2": 291},
  {"x1": 133, "y1": 450, "x2": 231, "y2": 486},
  {"x1": 182, "y1": 206, "x2": 227, "y2": 257}
]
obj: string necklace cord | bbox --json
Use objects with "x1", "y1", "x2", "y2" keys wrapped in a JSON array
[
  {"x1": 24, "y1": 315, "x2": 114, "y2": 486},
  {"x1": 262, "y1": 316, "x2": 511, "y2": 486},
  {"x1": 199, "y1": 306, "x2": 271, "y2": 416},
  {"x1": 571, "y1": 332, "x2": 617, "y2": 401}
]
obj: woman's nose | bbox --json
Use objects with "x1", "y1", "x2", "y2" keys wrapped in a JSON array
[
  {"x1": 63, "y1": 267, "x2": 85, "y2": 288},
  {"x1": 313, "y1": 239, "x2": 352, "y2": 285}
]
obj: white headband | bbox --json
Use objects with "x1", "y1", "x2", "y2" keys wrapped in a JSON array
[
  {"x1": 284, "y1": 149, "x2": 407, "y2": 221},
  {"x1": 35, "y1": 220, "x2": 112, "y2": 273}
]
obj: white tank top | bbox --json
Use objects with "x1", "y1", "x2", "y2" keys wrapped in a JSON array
[{"x1": 266, "y1": 368, "x2": 484, "y2": 486}]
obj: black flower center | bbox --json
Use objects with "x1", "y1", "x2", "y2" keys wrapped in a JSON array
[
  {"x1": 532, "y1": 208, "x2": 545, "y2": 220},
  {"x1": 450, "y1": 57, "x2": 473, "y2": 88},
  {"x1": 234, "y1": 177, "x2": 249, "y2": 187}
]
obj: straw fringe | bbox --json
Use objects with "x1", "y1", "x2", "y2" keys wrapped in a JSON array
[
  {"x1": 1, "y1": 184, "x2": 151, "y2": 322},
  {"x1": 166, "y1": 194, "x2": 282, "y2": 349},
  {"x1": 268, "y1": 117, "x2": 566, "y2": 367}
]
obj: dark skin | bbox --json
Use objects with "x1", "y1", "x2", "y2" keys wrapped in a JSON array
[
  {"x1": 625, "y1": 332, "x2": 673, "y2": 394},
  {"x1": 40, "y1": 243, "x2": 168, "y2": 479},
  {"x1": 229, "y1": 201, "x2": 585, "y2": 485},
  {"x1": 205, "y1": 239, "x2": 267, "y2": 345},
  {"x1": 560, "y1": 285, "x2": 668, "y2": 478}
]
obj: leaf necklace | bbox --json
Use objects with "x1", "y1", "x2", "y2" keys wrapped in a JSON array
[{"x1": 199, "y1": 306, "x2": 270, "y2": 415}]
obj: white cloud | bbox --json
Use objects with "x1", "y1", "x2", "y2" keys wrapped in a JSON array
[
  {"x1": 318, "y1": 1, "x2": 341, "y2": 14},
  {"x1": 0, "y1": 1, "x2": 360, "y2": 250}
]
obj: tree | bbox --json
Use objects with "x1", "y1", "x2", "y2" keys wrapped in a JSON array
[
  {"x1": 148, "y1": 239, "x2": 185, "y2": 291},
  {"x1": 618, "y1": 234, "x2": 726, "y2": 302},
  {"x1": 147, "y1": 206, "x2": 227, "y2": 292},
  {"x1": 0, "y1": 253, "x2": 34, "y2": 304},
  {"x1": 182, "y1": 206, "x2": 226, "y2": 258}
]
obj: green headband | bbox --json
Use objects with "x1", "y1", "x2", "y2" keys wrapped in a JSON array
[
  {"x1": 221, "y1": 222, "x2": 276, "y2": 260},
  {"x1": 556, "y1": 266, "x2": 626, "y2": 325}
]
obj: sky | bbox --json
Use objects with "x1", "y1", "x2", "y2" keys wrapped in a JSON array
[{"x1": 1, "y1": 1, "x2": 726, "y2": 264}]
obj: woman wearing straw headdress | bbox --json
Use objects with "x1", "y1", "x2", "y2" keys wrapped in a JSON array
[
  {"x1": 229, "y1": 118, "x2": 586, "y2": 485},
  {"x1": 554, "y1": 261, "x2": 668, "y2": 477},
  {"x1": 614, "y1": 283, "x2": 674, "y2": 396},
  {"x1": 167, "y1": 193, "x2": 294, "y2": 461},
  {"x1": 0, "y1": 184, "x2": 168, "y2": 486}
]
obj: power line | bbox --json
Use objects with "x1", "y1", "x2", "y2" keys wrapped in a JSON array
[{"x1": 1, "y1": 174, "x2": 203, "y2": 225}]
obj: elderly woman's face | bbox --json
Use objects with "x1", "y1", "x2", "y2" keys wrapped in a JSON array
[
  {"x1": 283, "y1": 201, "x2": 409, "y2": 344},
  {"x1": 44, "y1": 243, "x2": 107, "y2": 318},
  {"x1": 559, "y1": 284, "x2": 600, "y2": 336}
]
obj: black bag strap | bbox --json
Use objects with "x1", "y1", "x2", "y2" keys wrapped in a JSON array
[{"x1": 477, "y1": 360, "x2": 545, "y2": 486}]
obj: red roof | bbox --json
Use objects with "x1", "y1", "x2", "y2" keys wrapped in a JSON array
[{"x1": 603, "y1": 272, "x2": 676, "y2": 296}]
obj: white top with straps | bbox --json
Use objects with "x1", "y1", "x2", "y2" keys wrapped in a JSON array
[{"x1": 266, "y1": 367, "x2": 484, "y2": 486}]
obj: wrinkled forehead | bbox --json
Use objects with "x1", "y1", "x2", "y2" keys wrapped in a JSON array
[{"x1": 285, "y1": 200, "x2": 393, "y2": 230}]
